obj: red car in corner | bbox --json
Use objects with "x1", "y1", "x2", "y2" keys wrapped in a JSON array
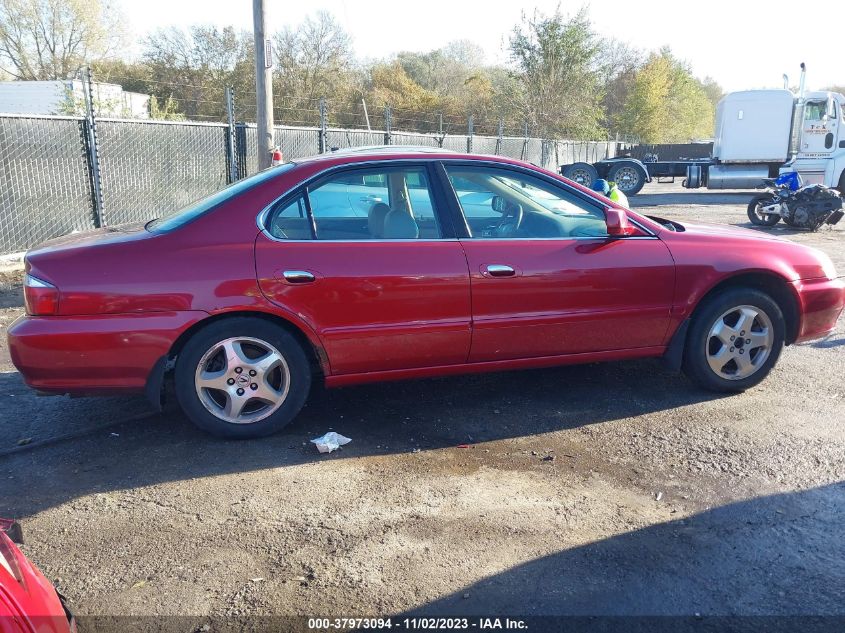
[
  {"x1": 1, "y1": 519, "x2": 75, "y2": 633},
  {"x1": 7, "y1": 149, "x2": 845, "y2": 438}
]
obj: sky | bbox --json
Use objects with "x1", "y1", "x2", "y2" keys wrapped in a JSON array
[{"x1": 116, "y1": 0, "x2": 839, "y2": 93}]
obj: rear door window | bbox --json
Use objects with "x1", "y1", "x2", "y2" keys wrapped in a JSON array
[{"x1": 266, "y1": 165, "x2": 444, "y2": 240}]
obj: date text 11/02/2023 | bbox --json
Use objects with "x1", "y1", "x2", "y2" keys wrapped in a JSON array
[{"x1": 307, "y1": 618, "x2": 529, "y2": 630}]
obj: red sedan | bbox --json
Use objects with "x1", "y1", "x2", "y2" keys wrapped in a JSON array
[
  {"x1": 1, "y1": 520, "x2": 75, "y2": 633},
  {"x1": 7, "y1": 150, "x2": 845, "y2": 438}
]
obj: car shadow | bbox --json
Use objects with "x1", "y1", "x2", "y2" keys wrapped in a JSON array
[
  {"x1": 0, "y1": 359, "x2": 723, "y2": 517},
  {"x1": 401, "y1": 481, "x2": 845, "y2": 618},
  {"x1": 808, "y1": 334, "x2": 845, "y2": 349}
]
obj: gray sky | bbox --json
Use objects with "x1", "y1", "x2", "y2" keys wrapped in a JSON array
[{"x1": 117, "y1": 0, "x2": 837, "y2": 92}]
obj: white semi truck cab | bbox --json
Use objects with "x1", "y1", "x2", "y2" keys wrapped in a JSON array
[
  {"x1": 787, "y1": 90, "x2": 845, "y2": 188},
  {"x1": 698, "y1": 87, "x2": 845, "y2": 191}
]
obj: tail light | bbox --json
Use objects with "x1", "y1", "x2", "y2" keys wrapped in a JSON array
[
  {"x1": 0, "y1": 519, "x2": 25, "y2": 586},
  {"x1": 24, "y1": 274, "x2": 59, "y2": 315}
]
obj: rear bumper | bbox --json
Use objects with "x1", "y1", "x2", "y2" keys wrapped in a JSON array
[
  {"x1": 7, "y1": 311, "x2": 206, "y2": 394},
  {"x1": 792, "y1": 277, "x2": 845, "y2": 343}
]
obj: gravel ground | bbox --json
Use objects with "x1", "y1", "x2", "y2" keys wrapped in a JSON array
[{"x1": 0, "y1": 183, "x2": 843, "y2": 625}]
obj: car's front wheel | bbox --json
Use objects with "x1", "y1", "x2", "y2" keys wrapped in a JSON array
[
  {"x1": 174, "y1": 317, "x2": 311, "y2": 438},
  {"x1": 682, "y1": 288, "x2": 785, "y2": 392}
]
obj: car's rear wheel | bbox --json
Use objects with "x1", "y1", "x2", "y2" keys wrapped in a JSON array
[
  {"x1": 174, "y1": 317, "x2": 311, "y2": 438},
  {"x1": 682, "y1": 288, "x2": 785, "y2": 392}
]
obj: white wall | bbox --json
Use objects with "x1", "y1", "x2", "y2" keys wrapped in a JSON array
[{"x1": 0, "y1": 80, "x2": 150, "y2": 118}]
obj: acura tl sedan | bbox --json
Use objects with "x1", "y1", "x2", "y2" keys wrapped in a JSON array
[{"x1": 8, "y1": 149, "x2": 845, "y2": 438}]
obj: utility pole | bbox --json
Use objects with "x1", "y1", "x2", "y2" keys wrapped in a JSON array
[
  {"x1": 253, "y1": 0, "x2": 274, "y2": 170},
  {"x1": 82, "y1": 67, "x2": 104, "y2": 228}
]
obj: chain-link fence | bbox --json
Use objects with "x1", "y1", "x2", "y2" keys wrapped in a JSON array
[
  {"x1": 0, "y1": 114, "x2": 96, "y2": 254},
  {"x1": 98, "y1": 119, "x2": 230, "y2": 225},
  {"x1": 0, "y1": 113, "x2": 625, "y2": 254}
]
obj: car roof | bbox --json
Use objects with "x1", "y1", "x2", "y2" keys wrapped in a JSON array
[
  {"x1": 289, "y1": 147, "x2": 537, "y2": 170},
  {"x1": 326, "y1": 145, "x2": 453, "y2": 155}
]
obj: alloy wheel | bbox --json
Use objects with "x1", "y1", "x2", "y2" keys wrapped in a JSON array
[
  {"x1": 705, "y1": 305, "x2": 774, "y2": 380},
  {"x1": 194, "y1": 336, "x2": 290, "y2": 424}
]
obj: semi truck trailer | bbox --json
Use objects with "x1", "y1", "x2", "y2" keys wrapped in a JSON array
[{"x1": 562, "y1": 65, "x2": 845, "y2": 196}]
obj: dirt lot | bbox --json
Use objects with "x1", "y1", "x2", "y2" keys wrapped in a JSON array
[{"x1": 1, "y1": 183, "x2": 843, "y2": 626}]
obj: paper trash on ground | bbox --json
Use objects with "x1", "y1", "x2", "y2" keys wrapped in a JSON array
[{"x1": 311, "y1": 432, "x2": 352, "y2": 454}]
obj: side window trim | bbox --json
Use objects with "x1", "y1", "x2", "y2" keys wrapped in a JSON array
[
  {"x1": 432, "y1": 161, "x2": 471, "y2": 239},
  {"x1": 302, "y1": 186, "x2": 318, "y2": 239}
]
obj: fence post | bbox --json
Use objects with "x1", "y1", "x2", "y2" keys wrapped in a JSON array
[
  {"x1": 81, "y1": 67, "x2": 104, "y2": 229},
  {"x1": 466, "y1": 115, "x2": 473, "y2": 153},
  {"x1": 235, "y1": 124, "x2": 248, "y2": 179},
  {"x1": 495, "y1": 118, "x2": 503, "y2": 155},
  {"x1": 384, "y1": 106, "x2": 392, "y2": 145},
  {"x1": 437, "y1": 112, "x2": 444, "y2": 148},
  {"x1": 520, "y1": 121, "x2": 529, "y2": 160},
  {"x1": 318, "y1": 98, "x2": 328, "y2": 153},
  {"x1": 225, "y1": 87, "x2": 238, "y2": 184}
]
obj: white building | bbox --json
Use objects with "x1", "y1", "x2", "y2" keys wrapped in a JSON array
[{"x1": 0, "y1": 80, "x2": 150, "y2": 118}]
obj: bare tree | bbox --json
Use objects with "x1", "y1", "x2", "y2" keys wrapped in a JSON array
[
  {"x1": 0, "y1": 0, "x2": 124, "y2": 80},
  {"x1": 273, "y1": 10, "x2": 356, "y2": 122},
  {"x1": 137, "y1": 25, "x2": 252, "y2": 120}
]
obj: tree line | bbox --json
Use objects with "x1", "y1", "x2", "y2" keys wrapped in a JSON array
[{"x1": 0, "y1": 1, "x2": 724, "y2": 142}]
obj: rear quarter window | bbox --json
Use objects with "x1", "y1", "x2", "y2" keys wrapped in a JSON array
[{"x1": 149, "y1": 164, "x2": 296, "y2": 233}]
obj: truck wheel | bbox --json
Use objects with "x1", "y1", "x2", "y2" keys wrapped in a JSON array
[
  {"x1": 608, "y1": 162, "x2": 647, "y2": 195},
  {"x1": 562, "y1": 162, "x2": 598, "y2": 187},
  {"x1": 682, "y1": 287, "x2": 785, "y2": 393},
  {"x1": 174, "y1": 317, "x2": 311, "y2": 439},
  {"x1": 747, "y1": 194, "x2": 780, "y2": 226}
]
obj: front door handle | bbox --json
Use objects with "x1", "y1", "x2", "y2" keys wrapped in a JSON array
[
  {"x1": 282, "y1": 270, "x2": 316, "y2": 284},
  {"x1": 486, "y1": 264, "x2": 515, "y2": 277}
]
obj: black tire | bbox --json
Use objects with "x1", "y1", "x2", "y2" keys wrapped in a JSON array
[
  {"x1": 682, "y1": 287, "x2": 785, "y2": 393},
  {"x1": 607, "y1": 161, "x2": 647, "y2": 196},
  {"x1": 747, "y1": 194, "x2": 780, "y2": 226},
  {"x1": 562, "y1": 162, "x2": 599, "y2": 188},
  {"x1": 174, "y1": 317, "x2": 311, "y2": 439}
]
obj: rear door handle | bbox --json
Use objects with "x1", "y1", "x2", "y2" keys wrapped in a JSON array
[
  {"x1": 485, "y1": 264, "x2": 515, "y2": 277},
  {"x1": 282, "y1": 270, "x2": 315, "y2": 284}
]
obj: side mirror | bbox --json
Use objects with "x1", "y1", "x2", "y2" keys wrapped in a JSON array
[{"x1": 605, "y1": 207, "x2": 635, "y2": 237}]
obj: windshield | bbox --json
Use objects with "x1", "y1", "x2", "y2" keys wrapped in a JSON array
[{"x1": 148, "y1": 163, "x2": 295, "y2": 233}]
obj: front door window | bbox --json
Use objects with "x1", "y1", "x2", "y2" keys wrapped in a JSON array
[{"x1": 444, "y1": 165, "x2": 608, "y2": 239}]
